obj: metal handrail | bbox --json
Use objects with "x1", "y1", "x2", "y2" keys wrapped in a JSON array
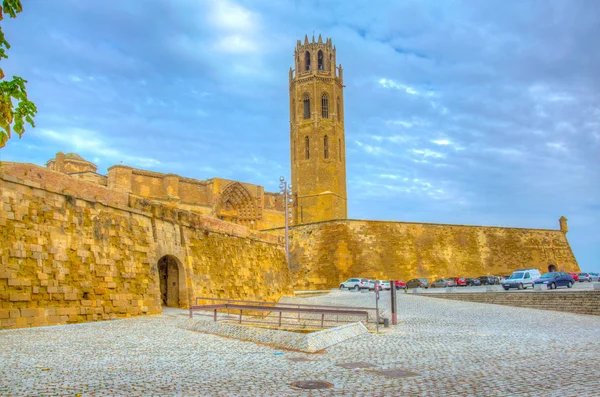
[
  {"x1": 195, "y1": 296, "x2": 375, "y2": 311},
  {"x1": 194, "y1": 296, "x2": 377, "y2": 323},
  {"x1": 189, "y1": 302, "x2": 370, "y2": 329}
]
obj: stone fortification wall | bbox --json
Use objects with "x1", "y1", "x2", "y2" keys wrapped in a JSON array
[
  {"x1": 278, "y1": 220, "x2": 579, "y2": 290},
  {"x1": 0, "y1": 164, "x2": 293, "y2": 330}
]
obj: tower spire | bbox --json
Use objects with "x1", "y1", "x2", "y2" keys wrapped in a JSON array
[{"x1": 288, "y1": 36, "x2": 347, "y2": 224}]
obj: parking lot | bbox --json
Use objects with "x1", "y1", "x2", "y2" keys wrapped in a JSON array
[
  {"x1": 408, "y1": 280, "x2": 599, "y2": 293},
  {"x1": 1, "y1": 290, "x2": 599, "y2": 396}
]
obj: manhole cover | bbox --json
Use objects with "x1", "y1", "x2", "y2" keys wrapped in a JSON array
[
  {"x1": 337, "y1": 361, "x2": 374, "y2": 369},
  {"x1": 291, "y1": 380, "x2": 333, "y2": 390},
  {"x1": 373, "y1": 369, "x2": 419, "y2": 378},
  {"x1": 288, "y1": 357, "x2": 312, "y2": 362}
]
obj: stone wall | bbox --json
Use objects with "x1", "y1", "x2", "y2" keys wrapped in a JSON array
[
  {"x1": 275, "y1": 219, "x2": 579, "y2": 290},
  {"x1": 421, "y1": 291, "x2": 600, "y2": 316},
  {"x1": 0, "y1": 165, "x2": 293, "y2": 330}
]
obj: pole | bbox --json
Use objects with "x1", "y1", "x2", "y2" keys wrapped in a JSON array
[
  {"x1": 375, "y1": 280, "x2": 380, "y2": 333},
  {"x1": 280, "y1": 177, "x2": 291, "y2": 264},
  {"x1": 390, "y1": 279, "x2": 397, "y2": 325},
  {"x1": 284, "y1": 181, "x2": 289, "y2": 264}
]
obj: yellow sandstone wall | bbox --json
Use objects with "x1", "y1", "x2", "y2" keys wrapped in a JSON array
[
  {"x1": 281, "y1": 220, "x2": 579, "y2": 290},
  {"x1": 0, "y1": 164, "x2": 293, "y2": 330}
]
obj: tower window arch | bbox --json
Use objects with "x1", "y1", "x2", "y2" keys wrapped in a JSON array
[
  {"x1": 321, "y1": 93, "x2": 329, "y2": 118},
  {"x1": 303, "y1": 94, "x2": 310, "y2": 119},
  {"x1": 318, "y1": 50, "x2": 324, "y2": 70},
  {"x1": 337, "y1": 96, "x2": 341, "y2": 122},
  {"x1": 291, "y1": 99, "x2": 295, "y2": 122},
  {"x1": 324, "y1": 135, "x2": 329, "y2": 159},
  {"x1": 339, "y1": 138, "x2": 342, "y2": 161},
  {"x1": 305, "y1": 136, "x2": 310, "y2": 160},
  {"x1": 305, "y1": 51, "x2": 311, "y2": 71}
]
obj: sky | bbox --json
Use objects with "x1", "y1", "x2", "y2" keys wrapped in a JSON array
[{"x1": 1, "y1": 0, "x2": 598, "y2": 272}]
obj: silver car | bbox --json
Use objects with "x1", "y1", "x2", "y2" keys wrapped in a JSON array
[
  {"x1": 578, "y1": 273, "x2": 593, "y2": 282},
  {"x1": 339, "y1": 278, "x2": 370, "y2": 291},
  {"x1": 376, "y1": 280, "x2": 391, "y2": 291},
  {"x1": 431, "y1": 278, "x2": 457, "y2": 288}
]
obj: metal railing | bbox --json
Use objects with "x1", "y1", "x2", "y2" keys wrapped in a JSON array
[{"x1": 190, "y1": 297, "x2": 376, "y2": 329}]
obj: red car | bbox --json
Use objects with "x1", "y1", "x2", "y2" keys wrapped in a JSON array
[
  {"x1": 395, "y1": 280, "x2": 407, "y2": 290},
  {"x1": 569, "y1": 272, "x2": 579, "y2": 282},
  {"x1": 455, "y1": 277, "x2": 467, "y2": 286}
]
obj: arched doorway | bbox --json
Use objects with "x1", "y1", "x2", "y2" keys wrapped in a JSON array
[
  {"x1": 548, "y1": 264, "x2": 557, "y2": 272},
  {"x1": 158, "y1": 255, "x2": 182, "y2": 307}
]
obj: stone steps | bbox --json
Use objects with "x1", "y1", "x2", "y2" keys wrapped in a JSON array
[{"x1": 420, "y1": 291, "x2": 600, "y2": 315}]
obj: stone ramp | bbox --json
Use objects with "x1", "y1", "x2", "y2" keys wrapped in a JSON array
[{"x1": 180, "y1": 318, "x2": 368, "y2": 353}]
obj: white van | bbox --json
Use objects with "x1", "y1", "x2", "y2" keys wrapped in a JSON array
[{"x1": 502, "y1": 268, "x2": 542, "y2": 290}]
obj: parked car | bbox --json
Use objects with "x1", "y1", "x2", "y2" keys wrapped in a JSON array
[
  {"x1": 502, "y1": 268, "x2": 542, "y2": 290},
  {"x1": 568, "y1": 272, "x2": 579, "y2": 282},
  {"x1": 407, "y1": 278, "x2": 429, "y2": 289},
  {"x1": 466, "y1": 278, "x2": 481, "y2": 286},
  {"x1": 339, "y1": 278, "x2": 369, "y2": 291},
  {"x1": 367, "y1": 280, "x2": 376, "y2": 290},
  {"x1": 431, "y1": 278, "x2": 457, "y2": 288},
  {"x1": 478, "y1": 276, "x2": 499, "y2": 285},
  {"x1": 534, "y1": 272, "x2": 574, "y2": 289},
  {"x1": 589, "y1": 272, "x2": 600, "y2": 282},
  {"x1": 455, "y1": 277, "x2": 467, "y2": 287},
  {"x1": 578, "y1": 273, "x2": 592, "y2": 282},
  {"x1": 395, "y1": 280, "x2": 407, "y2": 290},
  {"x1": 377, "y1": 280, "x2": 391, "y2": 290}
]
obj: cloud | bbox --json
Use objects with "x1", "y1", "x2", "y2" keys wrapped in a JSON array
[
  {"x1": 36, "y1": 128, "x2": 161, "y2": 169},
  {"x1": 1, "y1": 0, "x2": 598, "y2": 272}
]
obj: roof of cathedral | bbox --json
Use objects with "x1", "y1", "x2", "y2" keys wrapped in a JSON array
[{"x1": 64, "y1": 153, "x2": 85, "y2": 161}]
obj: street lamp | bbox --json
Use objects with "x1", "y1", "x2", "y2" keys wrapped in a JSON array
[{"x1": 279, "y1": 176, "x2": 293, "y2": 264}]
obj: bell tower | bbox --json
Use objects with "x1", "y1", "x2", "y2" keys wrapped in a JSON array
[{"x1": 289, "y1": 34, "x2": 347, "y2": 225}]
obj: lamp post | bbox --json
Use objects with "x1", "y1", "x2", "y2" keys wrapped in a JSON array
[{"x1": 279, "y1": 176, "x2": 293, "y2": 263}]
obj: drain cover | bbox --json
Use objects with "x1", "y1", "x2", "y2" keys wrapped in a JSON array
[
  {"x1": 374, "y1": 369, "x2": 419, "y2": 378},
  {"x1": 288, "y1": 357, "x2": 312, "y2": 362},
  {"x1": 337, "y1": 361, "x2": 374, "y2": 369},
  {"x1": 290, "y1": 380, "x2": 333, "y2": 390}
]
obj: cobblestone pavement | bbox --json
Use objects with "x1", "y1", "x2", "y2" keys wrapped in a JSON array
[{"x1": 1, "y1": 291, "x2": 599, "y2": 396}]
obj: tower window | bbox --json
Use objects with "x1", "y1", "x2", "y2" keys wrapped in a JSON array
[
  {"x1": 339, "y1": 138, "x2": 342, "y2": 161},
  {"x1": 305, "y1": 136, "x2": 310, "y2": 159},
  {"x1": 305, "y1": 51, "x2": 311, "y2": 71},
  {"x1": 303, "y1": 94, "x2": 310, "y2": 119},
  {"x1": 321, "y1": 93, "x2": 329, "y2": 118},
  {"x1": 337, "y1": 96, "x2": 341, "y2": 122},
  {"x1": 324, "y1": 135, "x2": 329, "y2": 159},
  {"x1": 318, "y1": 50, "x2": 324, "y2": 70},
  {"x1": 294, "y1": 140, "x2": 296, "y2": 162},
  {"x1": 291, "y1": 99, "x2": 295, "y2": 121}
]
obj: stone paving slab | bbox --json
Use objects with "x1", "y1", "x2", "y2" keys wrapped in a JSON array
[{"x1": 1, "y1": 292, "x2": 599, "y2": 396}]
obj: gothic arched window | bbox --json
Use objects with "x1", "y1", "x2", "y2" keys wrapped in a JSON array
[
  {"x1": 321, "y1": 93, "x2": 329, "y2": 118},
  {"x1": 305, "y1": 51, "x2": 311, "y2": 71},
  {"x1": 339, "y1": 138, "x2": 342, "y2": 161},
  {"x1": 337, "y1": 96, "x2": 341, "y2": 122},
  {"x1": 291, "y1": 99, "x2": 295, "y2": 121},
  {"x1": 303, "y1": 94, "x2": 310, "y2": 119},
  {"x1": 318, "y1": 50, "x2": 324, "y2": 70},
  {"x1": 324, "y1": 135, "x2": 329, "y2": 159},
  {"x1": 305, "y1": 136, "x2": 310, "y2": 160}
]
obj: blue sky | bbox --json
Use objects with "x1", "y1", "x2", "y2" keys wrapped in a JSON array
[{"x1": 1, "y1": 0, "x2": 598, "y2": 272}]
